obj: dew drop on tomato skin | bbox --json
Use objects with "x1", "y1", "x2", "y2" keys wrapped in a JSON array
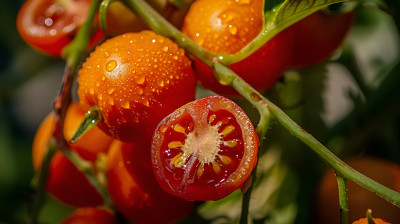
[{"x1": 77, "y1": 31, "x2": 196, "y2": 142}]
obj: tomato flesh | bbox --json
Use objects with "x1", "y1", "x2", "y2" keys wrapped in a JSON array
[
  {"x1": 152, "y1": 96, "x2": 258, "y2": 201},
  {"x1": 17, "y1": 0, "x2": 103, "y2": 56}
]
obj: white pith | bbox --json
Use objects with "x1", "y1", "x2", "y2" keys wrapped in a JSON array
[{"x1": 180, "y1": 124, "x2": 222, "y2": 165}]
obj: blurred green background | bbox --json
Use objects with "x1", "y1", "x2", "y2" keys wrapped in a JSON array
[{"x1": 1, "y1": 0, "x2": 400, "y2": 224}]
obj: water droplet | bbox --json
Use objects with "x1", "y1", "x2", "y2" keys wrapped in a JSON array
[
  {"x1": 121, "y1": 101, "x2": 130, "y2": 109},
  {"x1": 98, "y1": 94, "x2": 103, "y2": 100},
  {"x1": 158, "y1": 80, "x2": 164, "y2": 87},
  {"x1": 107, "y1": 88, "x2": 115, "y2": 95},
  {"x1": 163, "y1": 46, "x2": 169, "y2": 52},
  {"x1": 89, "y1": 88, "x2": 94, "y2": 94},
  {"x1": 96, "y1": 82, "x2": 100, "y2": 87},
  {"x1": 108, "y1": 98, "x2": 114, "y2": 105},
  {"x1": 235, "y1": 0, "x2": 251, "y2": 4},
  {"x1": 106, "y1": 60, "x2": 117, "y2": 72},
  {"x1": 173, "y1": 55, "x2": 179, "y2": 60},
  {"x1": 135, "y1": 86, "x2": 143, "y2": 95},
  {"x1": 137, "y1": 48, "x2": 144, "y2": 52},
  {"x1": 135, "y1": 75, "x2": 146, "y2": 85},
  {"x1": 104, "y1": 51, "x2": 110, "y2": 57},
  {"x1": 228, "y1": 25, "x2": 238, "y2": 35}
]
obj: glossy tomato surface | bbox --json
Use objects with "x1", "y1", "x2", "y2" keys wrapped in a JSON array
[
  {"x1": 289, "y1": 10, "x2": 356, "y2": 68},
  {"x1": 151, "y1": 96, "x2": 259, "y2": 201},
  {"x1": 77, "y1": 31, "x2": 196, "y2": 142},
  {"x1": 314, "y1": 156, "x2": 400, "y2": 224},
  {"x1": 182, "y1": 0, "x2": 293, "y2": 96},
  {"x1": 61, "y1": 207, "x2": 116, "y2": 224},
  {"x1": 352, "y1": 218, "x2": 392, "y2": 224},
  {"x1": 107, "y1": 140, "x2": 195, "y2": 224},
  {"x1": 17, "y1": 0, "x2": 104, "y2": 57},
  {"x1": 32, "y1": 103, "x2": 112, "y2": 206}
]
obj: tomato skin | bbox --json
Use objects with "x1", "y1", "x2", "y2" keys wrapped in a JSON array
[
  {"x1": 289, "y1": 10, "x2": 356, "y2": 68},
  {"x1": 32, "y1": 103, "x2": 113, "y2": 206},
  {"x1": 61, "y1": 207, "x2": 116, "y2": 224},
  {"x1": 16, "y1": 0, "x2": 104, "y2": 57},
  {"x1": 77, "y1": 31, "x2": 196, "y2": 142},
  {"x1": 352, "y1": 218, "x2": 392, "y2": 224},
  {"x1": 182, "y1": 0, "x2": 294, "y2": 96},
  {"x1": 314, "y1": 157, "x2": 400, "y2": 224},
  {"x1": 151, "y1": 96, "x2": 259, "y2": 201},
  {"x1": 107, "y1": 140, "x2": 195, "y2": 224}
]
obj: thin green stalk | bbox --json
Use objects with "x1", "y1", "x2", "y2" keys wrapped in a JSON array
[
  {"x1": 213, "y1": 63, "x2": 400, "y2": 207},
  {"x1": 30, "y1": 139, "x2": 57, "y2": 224},
  {"x1": 336, "y1": 175, "x2": 348, "y2": 224},
  {"x1": 121, "y1": 0, "x2": 215, "y2": 66}
]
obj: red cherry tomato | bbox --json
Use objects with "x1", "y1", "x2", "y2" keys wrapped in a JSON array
[
  {"x1": 151, "y1": 96, "x2": 259, "y2": 201},
  {"x1": 289, "y1": 10, "x2": 356, "y2": 68},
  {"x1": 182, "y1": 0, "x2": 294, "y2": 96},
  {"x1": 32, "y1": 103, "x2": 113, "y2": 206},
  {"x1": 77, "y1": 31, "x2": 196, "y2": 142},
  {"x1": 16, "y1": 0, "x2": 104, "y2": 57},
  {"x1": 61, "y1": 207, "x2": 116, "y2": 224},
  {"x1": 107, "y1": 140, "x2": 195, "y2": 224},
  {"x1": 314, "y1": 156, "x2": 400, "y2": 224}
]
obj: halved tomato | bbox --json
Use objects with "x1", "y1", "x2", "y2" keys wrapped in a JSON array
[
  {"x1": 16, "y1": 0, "x2": 104, "y2": 57},
  {"x1": 151, "y1": 96, "x2": 259, "y2": 201}
]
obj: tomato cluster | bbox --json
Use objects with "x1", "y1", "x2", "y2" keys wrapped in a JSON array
[{"x1": 21, "y1": 0, "x2": 359, "y2": 223}]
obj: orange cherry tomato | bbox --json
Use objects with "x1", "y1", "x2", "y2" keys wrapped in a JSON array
[
  {"x1": 182, "y1": 0, "x2": 294, "y2": 96},
  {"x1": 32, "y1": 103, "x2": 113, "y2": 206},
  {"x1": 314, "y1": 156, "x2": 400, "y2": 224},
  {"x1": 77, "y1": 31, "x2": 196, "y2": 142},
  {"x1": 107, "y1": 140, "x2": 195, "y2": 223}
]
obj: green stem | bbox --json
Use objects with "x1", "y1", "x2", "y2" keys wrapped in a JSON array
[
  {"x1": 30, "y1": 139, "x2": 57, "y2": 224},
  {"x1": 336, "y1": 175, "x2": 348, "y2": 224},
  {"x1": 59, "y1": 146, "x2": 114, "y2": 209},
  {"x1": 366, "y1": 209, "x2": 376, "y2": 224},
  {"x1": 99, "y1": 0, "x2": 117, "y2": 36},
  {"x1": 121, "y1": 0, "x2": 215, "y2": 66}
]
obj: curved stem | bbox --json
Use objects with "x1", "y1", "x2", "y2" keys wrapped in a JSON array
[
  {"x1": 121, "y1": 0, "x2": 216, "y2": 66},
  {"x1": 99, "y1": 0, "x2": 117, "y2": 36}
]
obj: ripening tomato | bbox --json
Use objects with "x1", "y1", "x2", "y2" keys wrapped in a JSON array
[
  {"x1": 16, "y1": 0, "x2": 104, "y2": 57},
  {"x1": 32, "y1": 103, "x2": 113, "y2": 206},
  {"x1": 182, "y1": 0, "x2": 294, "y2": 96},
  {"x1": 352, "y1": 218, "x2": 392, "y2": 224},
  {"x1": 289, "y1": 9, "x2": 356, "y2": 68},
  {"x1": 107, "y1": 140, "x2": 195, "y2": 224},
  {"x1": 151, "y1": 96, "x2": 259, "y2": 201},
  {"x1": 61, "y1": 207, "x2": 116, "y2": 224},
  {"x1": 77, "y1": 31, "x2": 196, "y2": 142},
  {"x1": 314, "y1": 156, "x2": 400, "y2": 224}
]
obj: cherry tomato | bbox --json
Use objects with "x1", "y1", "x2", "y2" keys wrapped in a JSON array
[
  {"x1": 182, "y1": 0, "x2": 294, "y2": 96},
  {"x1": 314, "y1": 156, "x2": 400, "y2": 224},
  {"x1": 289, "y1": 10, "x2": 356, "y2": 68},
  {"x1": 32, "y1": 103, "x2": 113, "y2": 206},
  {"x1": 61, "y1": 207, "x2": 116, "y2": 224},
  {"x1": 107, "y1": 140, "x2": 195, "y2": 224},
  {"x1": 17, "y1": 0, "x2": 104, "y2": 57},
  {"x1": 151, "y1": 96, "x2": 259, "y2": 201},
  {"x1": 77, "y1": 31, "x2": 196, "y2": 142},
  {"x1": 352, "y1": 218, "x2": 391, "y2": 224}
]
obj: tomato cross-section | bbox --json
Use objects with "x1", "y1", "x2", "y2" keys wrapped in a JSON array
[{"x1": 152, "y1": 96, "x2": 259, "y2": 201}]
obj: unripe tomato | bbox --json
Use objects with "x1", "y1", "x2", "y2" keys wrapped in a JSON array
[
  {"x1": 32, "y1": 103, "x2": 113, "y2": 206},
  {"x1": 107, "y1": 140, "x2": 195, "y2": 224},
  {"x1": 61, "y1": 207, "x2": 116, "y2": 224},
  {"x1": 289, "y1": 10, "x2": 356, "y2": 68},
  {"x1": 77, "y1": 31, "x2": 196, "y2": 142},
  {"x1": 182, "y1": 0, "x2": 294, "y2": 96},
  {"x1": 314, "y1": 156, "x2": 400, "y2": 224},
  {"x1": 16, "y1": 0, "x2": 104, "y2": 57}
]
